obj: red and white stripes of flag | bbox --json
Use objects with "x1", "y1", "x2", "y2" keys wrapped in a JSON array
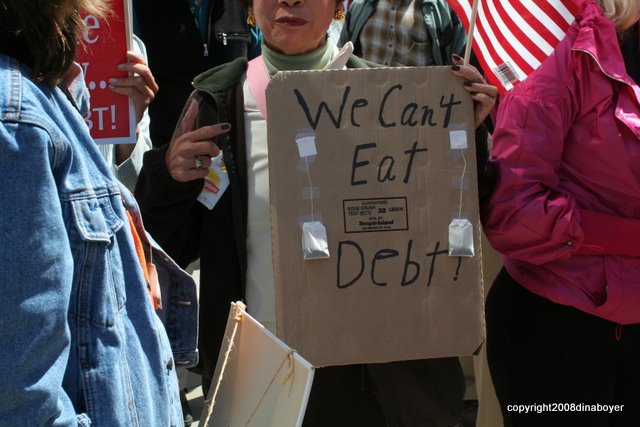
[{"x1": 447, "y1": 0, "x2": 580, "y2": 92}]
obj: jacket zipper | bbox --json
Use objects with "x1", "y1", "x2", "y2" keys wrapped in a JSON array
[
  {"x1": 215, "y1": 32, "x2": 250, "y2": 46},
  {"x1": 574, "y1": 47, "x2": 640, "y2": 136},
  {"x1": 573, "y1": 48, "x2": 626, "y2": 84},
  {"x1": 574, "y1": 47, "x2": 640, "y2": 102}
]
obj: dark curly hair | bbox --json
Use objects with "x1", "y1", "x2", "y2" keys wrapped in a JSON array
[{"x1": 0, "y1": 0, "x2": 110, "y2": 85}]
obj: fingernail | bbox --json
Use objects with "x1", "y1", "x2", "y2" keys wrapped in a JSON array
[
  {"x1": 109, "y1": 78, "x2": 118, "y2": 84},
  {"x1": 451, "y1": 65, "x2": 461, "y2": 71},
  {"x1": 220, "y1": 123, "x2": 231, "y2": 130},
  {"x1": 452, "y1": 54, "x2": 463, "y2": 61},
  {"x1": 464, "y1": 81, "x2": 474, "y2": 87}
]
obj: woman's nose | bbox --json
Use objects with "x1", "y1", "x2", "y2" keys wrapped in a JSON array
[{"x1": 279, "y1": 0, "x2": 304, "y2": 7}]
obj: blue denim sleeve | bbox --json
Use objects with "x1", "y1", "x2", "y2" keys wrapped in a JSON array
[{"x1": 0, "y1": 122, "x2": 79, "y2": 425}]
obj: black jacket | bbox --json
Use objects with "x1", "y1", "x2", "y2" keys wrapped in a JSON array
[{"x1": 133, "y1": 0, "x2": 250, "y2": 147}]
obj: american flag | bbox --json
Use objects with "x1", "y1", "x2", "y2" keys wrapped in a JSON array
[{"x1": 447, "y1": 0, "x2": 581, "y2": 92}]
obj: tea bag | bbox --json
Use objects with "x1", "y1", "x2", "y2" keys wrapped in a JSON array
[
  {"x1": 448, "y1": 218, "x2": 474, "y2": 257},
  {"x1": 302, "y1": 221, "x2": 330, "y2": 260}
]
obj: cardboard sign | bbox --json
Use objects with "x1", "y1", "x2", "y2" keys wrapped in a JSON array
[
  {"x1": 267, "y1": 67, "x2": 485, "y2": 367},
  {"x1": 201, "y1": 302, "x2": 315, "y2": 427},
  {"x1": 76, "y1": 0, "x2": 136, "y2": 144}
]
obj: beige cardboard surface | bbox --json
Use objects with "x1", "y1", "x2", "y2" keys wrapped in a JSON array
[
  {"x1": 201, "y1": 302, "x2": 315, "y2": 427},
  {"x1": 267, "y1": 67, "x2": 485, "y2": 367}
]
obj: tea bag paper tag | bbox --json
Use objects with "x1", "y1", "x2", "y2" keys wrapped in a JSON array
[
  {"x1": 296, "y1": 134, "x2": 317, "y2": 158},
  {"x1": 448, "y1": 218, "x2": 474, "y2": 257},
  {"x1": 197, "y1": 152, "x2": 230, "y2": 210},
  {"x1": 302, "y1": 221, "x2": 330, "y2": 260},
  {"x1": 449, "y1": 130, "x2": 468, "y2": 149}
]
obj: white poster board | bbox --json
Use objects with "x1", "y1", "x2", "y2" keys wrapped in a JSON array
[{"x1": 201, "y1": 302, "x2": 315, "y2": 427}]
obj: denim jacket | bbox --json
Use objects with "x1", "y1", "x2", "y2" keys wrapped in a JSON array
[{"x1": 0, "y1": 53, "x2": 195, "y2": 425}]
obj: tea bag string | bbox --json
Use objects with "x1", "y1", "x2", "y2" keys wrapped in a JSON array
[
  {"x1": 458, "y1": 149, "x2": 467, "y2": 219},
  {"x1": 305, "y1": 157, "x2": 315, "y2": 222}
]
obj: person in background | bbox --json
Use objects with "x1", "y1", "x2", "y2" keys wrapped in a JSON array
[
  {"x1": 482, "y1": 0, "x2": 640, "y2": 425},
  {"x1": 338, "y1": 0, "x2": 466, "y2": 67},
  {"x1": 135, "y1": 0, "x2": 496, "y2": 425},
  {"x1": 97, "y1": 34, "x2": 158, "y2": 192},
  {"x1": 132, "y1": 0, "x2": 259, "y2": 148},
  {"x1": 0, "y1": 0, "x2": 196, "y2": 424},
  {"x1": 132, "y1": 3, "x2": 258, "y2": 422}
]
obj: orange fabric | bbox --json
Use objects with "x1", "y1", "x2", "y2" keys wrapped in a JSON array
[{"x1": 125, "y1": 209, "x2": 161, "y2": 310}]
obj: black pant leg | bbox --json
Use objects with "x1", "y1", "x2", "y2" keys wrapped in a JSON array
[
  {"x1": 486, "y1": 268, "x2": 623, "y2": 427},
  {"x1": 612, "y1": 323, "x2": 640, "y2": 426},
  {"x1": 365, "y1": 358, "x2": 465, "y2": 427},
  {"x1": 302, "y1": 364, "x2": 385, "y2": 427}
]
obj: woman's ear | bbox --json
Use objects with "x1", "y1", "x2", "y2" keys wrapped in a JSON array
[{"x1": 246, "y1": 6, "x2": 255, "y2": 26}]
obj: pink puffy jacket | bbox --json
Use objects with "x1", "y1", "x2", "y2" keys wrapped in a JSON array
[{"x1": 483, "y1": 0, "x2": 640, "y2": 324}]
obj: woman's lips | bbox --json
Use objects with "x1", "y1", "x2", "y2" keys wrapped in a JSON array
[{"x1": 275, "y1": 17, "x2": 307, "y2": 26}]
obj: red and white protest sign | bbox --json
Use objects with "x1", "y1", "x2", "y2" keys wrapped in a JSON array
[{"x1": 76, "y1": 0, "x2": 136, "y2": 144}]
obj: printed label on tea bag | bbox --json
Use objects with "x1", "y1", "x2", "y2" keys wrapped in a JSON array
[{"x1": 197, "y1": 152, "x2": 230, "y2": 210}]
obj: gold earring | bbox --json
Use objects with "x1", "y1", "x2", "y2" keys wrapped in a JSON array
[
  {"x1": 334, "y1": 10, "x2": 346, "y2": 20},
  {"x1": 247, "y1": 14, "x2": 256, "y2": 26}
]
